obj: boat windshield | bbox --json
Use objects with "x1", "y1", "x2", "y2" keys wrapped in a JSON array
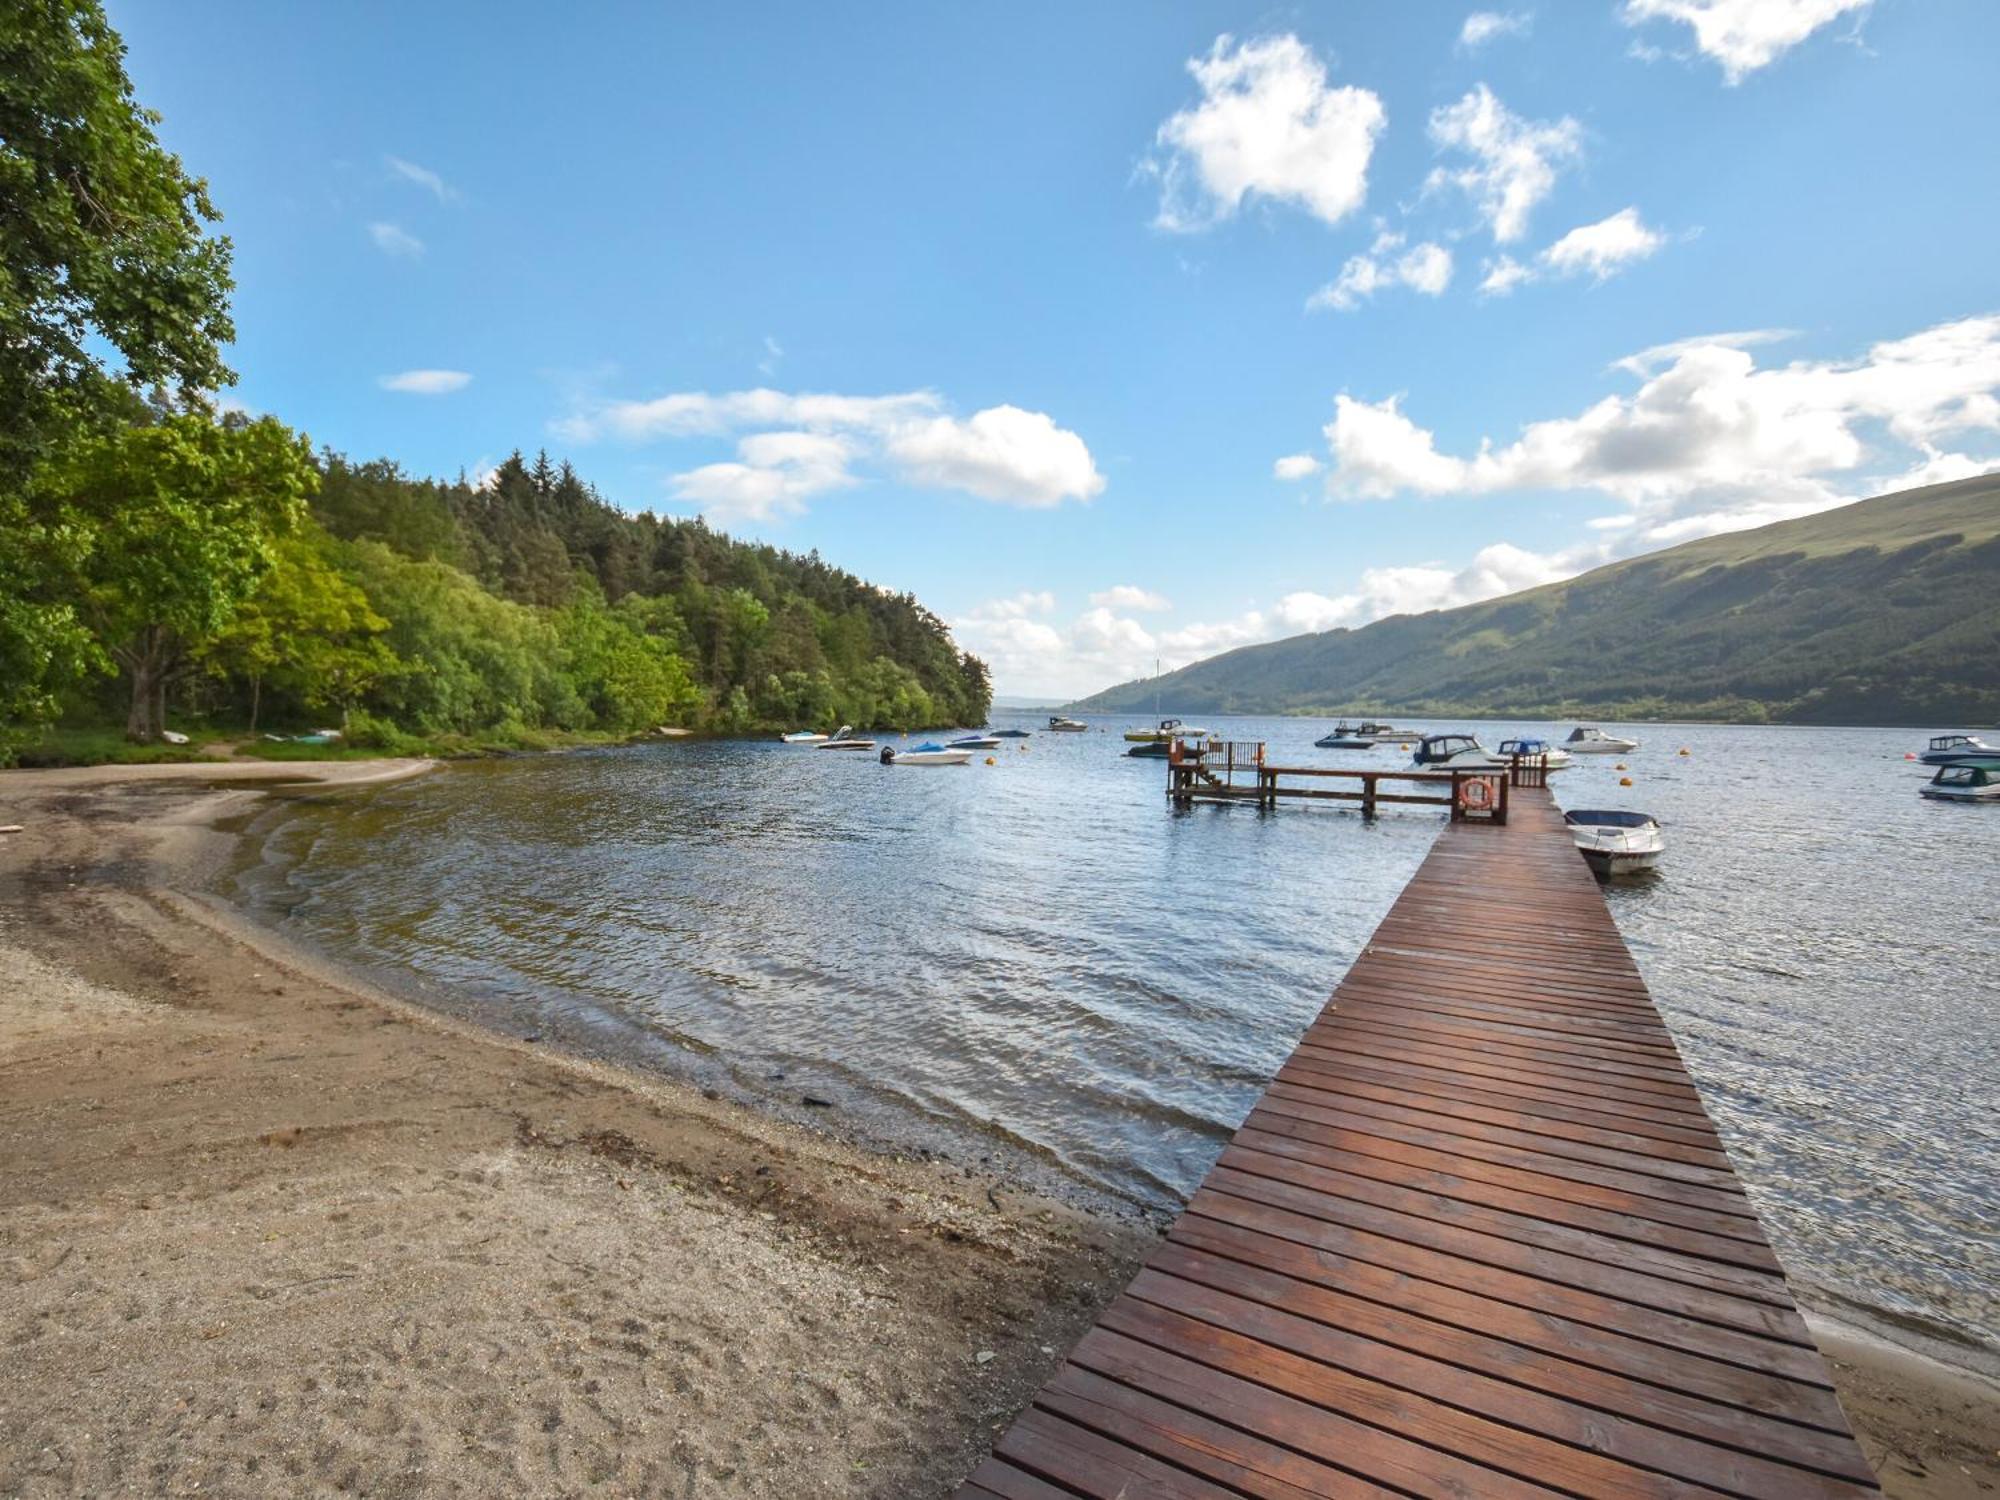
[
  {"x1": 1565, "y1": 809, "x2": 1654, "y2": 828},
  {"x1": 1930, "y1": 735, "x2": 1972, "y2": 750}
]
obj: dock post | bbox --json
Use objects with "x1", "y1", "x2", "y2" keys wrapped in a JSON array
[{"x1": 1361, "y1": 773, "x2": 1377, "y2": 819}]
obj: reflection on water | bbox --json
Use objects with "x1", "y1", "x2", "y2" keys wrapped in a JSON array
[{"x1": 224, "y1": 717, "x2": 2000, "y2": 1355}]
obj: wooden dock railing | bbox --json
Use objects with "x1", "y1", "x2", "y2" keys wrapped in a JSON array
[
  {"x1": 1167, "y1": 739, "x2": 1518, "y2": 822},
  {"x1": 953, "y1": 785, "x2": 1879, "y2": 1499}
]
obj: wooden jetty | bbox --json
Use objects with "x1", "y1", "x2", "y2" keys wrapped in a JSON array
[
  {"x1": 954, "y1": 784, "x2": 1879, "y2": 1499},
  {"x1": 1165, "y1": 738, "x2": 1551, "y2": 818}
]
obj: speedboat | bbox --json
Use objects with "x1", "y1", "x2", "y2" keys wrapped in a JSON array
[
  {"x1": 1410, "y1": 733, "x2": 1507, "y2": 769},
  {"x1": 1047, "y1": 716, "x2": 1089, "y2": 732},
  {"x1": 1564, "y1": 809, "x2": 1664, "y2": 877},
  {"x1": 1498, "y1": 737, "x2": 1572, "y2": 770},
  {"x1": 1564, "y1": 726, "x2": 1639, "y2": 754},
  {"x1": 1920, "y1": 759, "x2": 2000, "y2": 801},
  {"x1": 990, "y1": 728, "x2": 1032, "y2": 738},
  {"x1": 1315, "y1": 723, "x2": 1378, "y2": 750},
  {"x1": 817, "y1": 725, "x2": 876, "y2": 751},
  {"x1": 1125, "y1": 717, "x2": 1207, "y2": 743},
  {"x1": 1919, "y1": 733, "x2": 1999, "y2": 766},
  {"x1": 780, "y1": 730, "x2": 828, "y2": 744},
  {"x1": 880, "y1": 742, "x2": 972, "y2": 766},
  {"x1": 949, "y1": 734, "x2": 1002, "y2": 750}
]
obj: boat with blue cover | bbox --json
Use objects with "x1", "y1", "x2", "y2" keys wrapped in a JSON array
[{"x1": 1920, "y1": 758, "x2": 2000, "y2": 801}]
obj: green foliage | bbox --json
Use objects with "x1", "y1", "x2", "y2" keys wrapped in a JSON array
[
  {"x1": 1073, "y1": 474, "x2": 2000, "y2": 727},
  {"x1": 39, "y1": 411, "x2": 316, "y2": 739},
  {"x1": 0, "y1": 0, "x2": 235, "y2": 481}
]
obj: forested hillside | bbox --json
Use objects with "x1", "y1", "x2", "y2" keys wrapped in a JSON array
[
  {"x1": 12, "y1": 437, "x2": 990, "y2": 758},
  {"x1": 1073, "y1": 475, "x2": 2000, "y2": 726}
]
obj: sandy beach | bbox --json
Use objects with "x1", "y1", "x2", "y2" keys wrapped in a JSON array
[{"x1": 2, "y1": 760, "x2": 1995, "y2": 1498}]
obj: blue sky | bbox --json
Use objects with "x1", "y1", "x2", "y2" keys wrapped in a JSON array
[{"x1": 112, "y1": 0, "x2": 2000, "y2": 696}]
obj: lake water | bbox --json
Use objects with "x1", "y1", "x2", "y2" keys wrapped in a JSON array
[{"x1": 222, "y1": 717, "x2": 2000, "y2": 1364}]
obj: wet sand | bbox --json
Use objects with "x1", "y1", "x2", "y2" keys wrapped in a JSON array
[{"x1": 1, "y1": 761, "x2": 1994, "y2": 1497}]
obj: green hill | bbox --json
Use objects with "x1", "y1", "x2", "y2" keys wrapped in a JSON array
[{"x1": 1071, "y1": 475, "x2": 2000, "y2": 726}]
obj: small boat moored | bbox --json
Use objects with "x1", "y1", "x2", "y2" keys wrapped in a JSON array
[
  {"x1": 1126, "y1": 741, "x2": 1173, "y2": 759},
  {"x1": 1919, "y1": 733, "x2": 1999, "y2": 766},
  {"x1": 1564, "y1": 809, "x2": 1665, "y2": 877},
  {"x1": 1564, "y1": 726, "x2": 1640, "y2": 754},
  {"x1": 990, "y1": 728, "x2": 1032, "y2": 738},
  {"x1": 1919, "y1": 759, "x2": 2000, "y2": 801},
  {"x1": 1314, "y1": 722, "x2": 1379, "y2": 750},
  {"x1": 949, "y1": 734, "x2": 1002, "y2": 750},
  {"x1": 817, "y1": 725, "x2": 877, "y2": 751},
  {"x1": 1125, "y1": 717, "x2": 1208, "y2": 744},
  {"x1": 1410, "y1": 733, "x2": 1507, "y2": 769},
  {"x1": 880, "y1": 742, "x2": 973, "y2": 766},
  {"x1": 1047, "y1": 715, "x2": 1089, "y2": 732},
  {"x1": 1497, "y1": 737, "x2": 1572, "y2": 770}
]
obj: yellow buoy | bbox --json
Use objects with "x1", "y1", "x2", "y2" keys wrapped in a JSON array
[
  {"x1": 1619, "y1": 776, "x2": 1633, "y2": 786},
  {"x1": 1678, "y1": 747, "x2": 1690, "y2": 756},
  {"x1": 985, "y1": 756, "x2": 996, "y2": 766}
]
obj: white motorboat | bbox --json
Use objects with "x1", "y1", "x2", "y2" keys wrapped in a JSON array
[
  {"x1": 1564, "y1": 809, "x2": 1664, "y2": 877},
  {"x1": 780, "y1": 730, "x2": 828, "y2": 744},
  {"x1": 880, "y1": 741, "x2": 972, "y2": 766},
  {"x1": 949, "y1": 734, "x2": 1002, "y2": 750},
  {"x1": 1047, "y1": 715, "x2": 1089, "y2": 732},
  {"x1": 1497, "y1": 737, "x2": 1573, "y2": 770},
  {"x1": 818, "y1": 725, "x2": 876, "y2": 751},
  {"x1": 1410, "y1": 733, "x2": 1507, "y2": 769},
  {"x1": 1564, "y1": 726, "x2": 1639, "y2": 754},
  {"x1": 1920, "y1": 760, "x2": 2000, "y2": 801},
  {"x1": 1918, "y1": 733, "x2": 1999, "y2": 766}
]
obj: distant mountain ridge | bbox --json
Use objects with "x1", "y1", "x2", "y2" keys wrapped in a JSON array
[{"x1": 1070, "y1": 475, "x2": 2000, "y2": 726}]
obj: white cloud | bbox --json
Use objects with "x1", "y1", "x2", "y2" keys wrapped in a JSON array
[
  {"x1": 386, "y1": 155, "x2": 454, "y2": 202},
  {"x1": 556, "y1": 388, "x2": 938, "y2": 443},
  {"x1": 1612, "y1": 327, "x2": 1797, "y2": 375},
  {"x1": 1090, "y1": 585, "x2": 1172, "y2": 612},
  {"x1": 955, "y1": 538, "x2": 1611, "y2": 695},
  {"x1": 378, "y1": 369, "x2": 471, "y2": 396},
  {"x1": 1540, "y1": 207, "x2": 1666, "y2": 280},
  {"x1": 884, "y1": 405, "x2": 1105, "y2": 507},
  {"x1": 1309, "y1": 235, "x2": 1453, "y2": 312},
  {"x1": 1274, "y1": 453, "x2": 1323, "y2": 480},
  {"x1": 1479, "y1": 255, "x2": 1535, "y2": 296},
  {"x1": 1476, "y1": 209, "x2": 1667, "y2": 293},
  {"x1": 758, "y1": 336, "x2": 783, "y2": 377},
  {"x1": 1460, "y1": 11, "x2": 1533, "y2": 49},
  {"x1": 1149, "y1": 34, "x2": 1386, "y2": 232},
  {"x1": 559, "y1": 386, "x2": 1101, "y2": 520},
  {"x1": 1622, "y1": 0, "x2": 1870, "y2": 84},
  {"x1": 1426, "y1": 85, "x2": 1582, "y2": 243},
  {"x1": 368, "y1": 222, "x2": 424, "y2": 258},
  {"x1": 1314, "y1": 313, "x2": 2000, "y2": 543},
  {"x1": 671, "y1": 432, "x2": 858, "y2": 524}
]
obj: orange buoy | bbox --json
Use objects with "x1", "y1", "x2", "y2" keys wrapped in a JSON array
[
  {"x1": 1614, "y1": 762, "x2": 1627, "y2": 771},
  {"x1": 1904, "y1": 752, "x2": 1917, "y2": 760},
  {"x1": 1619, "y1": 776, "x2": 1633, "y2": 786},
  {"x1": 1678, "y1": 747, "x2": 1690, "y2": 756},
  {"x1": 985, "y1": 756, "x2": 996, "y2": 766}
]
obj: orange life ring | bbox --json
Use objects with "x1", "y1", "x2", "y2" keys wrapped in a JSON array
[{"x1": 1457, "y1": 775, "x2": 1495, "y2": 812}]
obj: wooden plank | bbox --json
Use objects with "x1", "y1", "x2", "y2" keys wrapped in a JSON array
[{"x1": 951, "y1": 786, "x2": 1878, "y2": 1499}]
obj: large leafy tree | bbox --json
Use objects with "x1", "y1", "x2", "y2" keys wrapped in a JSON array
[
  {"x1": 202, "y1": 525, "x2": 395, "y2": 732},
  {"x1": 42, "y1": 413, "x2": 316, "y2": 739},
  {"x1": 0, "y1": 0, "x2": 235, "y2": 477}
]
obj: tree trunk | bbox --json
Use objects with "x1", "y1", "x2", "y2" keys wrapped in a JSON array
[
  {"x1": 248, "y1": 674, "x2": 262, "y2": 735},
  {"x1": 122, "y1": 625, "x2": 175, "y2": 742}
]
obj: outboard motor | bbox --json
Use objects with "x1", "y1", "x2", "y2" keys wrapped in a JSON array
[{"x1": 879, "y1": 746, "x2": 896, "y2": 764}]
